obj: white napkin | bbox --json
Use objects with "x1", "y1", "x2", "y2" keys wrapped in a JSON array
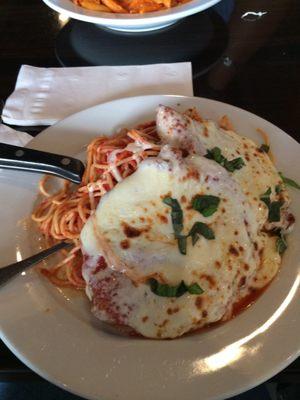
[
  {"x1": 2, "y1": 63, "x2": 193, "y2": 126},
  {"x1": 0, "y1": 124, "x2": 32, "y2": 146}
]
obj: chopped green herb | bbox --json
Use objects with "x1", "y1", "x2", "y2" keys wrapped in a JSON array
[
  {"x1": 187, "y1": 283, "x2": 204, "y2": 295},
  {"x1": 191, "y1": 232, "x2": 200, "y2": 246},
  {"x1": 149, "y1": 278, "x2": 180, "y2": 297},
  {"x1": 163, "y1": 197, "x2": 215, "y2": 255},
  {"x1": 189, "y1": 221, "x2": 215, "y2": 242},
  {"x1": 274, "y1": 229, "x2": 288, "y2": 255},
  {"x1": 268, "y1": 201, "x2": 284, "y2": 222},
  {"x1": 259, "y1": 144, "x2": 270, "y2": 153},
  {"x1": 205, "y1": 147, "x2": 224, "y2": 164},
  {"x1": 224, "y1": 157, "x2": 245, "y2": 172},
  {"x1": 192, "y1": 195, "x2": 220, "y2": 217},
  {"x1": 260, "y1": 187, "x2": 271, "y2": 207},
  {"x1": 279, "y1": 172, "x2": 300, "y2": 190},
  {"x1": 276, "y1": 235, "x2": 287, "y2": 255},
  {"x1": 205, "y1": 147, "x2": 245, "y2": 172},
  {"x1": 149, "y1": 279, "x2": 204, "y2": 298},
  {"x1": 163, "y1": 197, "x2": 186, "y2": 254},
  {"x1": 263, "y1": 187, "x2": 272, "y2": 196},
  {"x1": 163, "y1": 197, "x2": 183, "y2": 236},
  {"x1": 275, "y1": 184, "x2": 282, "y2": 194},
  {"x1": 260, "y1": 188, "x2": 284, "y2": 222},
  {"x1": 177, "y1": 236, "x2": 187, "y2": 255}
]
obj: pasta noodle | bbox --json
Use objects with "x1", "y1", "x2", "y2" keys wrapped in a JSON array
[
  {"x1": 32, "y1": 123, "x2": 161, "y2": 289},
  {"x1": 72, "y1": 0, "x2": 188, "y2": 14},
  {"x1": 31, "y1": 109, "x2": 221, "y2": 290}
]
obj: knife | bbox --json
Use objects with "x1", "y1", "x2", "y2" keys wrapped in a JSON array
[{"x1": 0, "y1": 143, "x2": 85, "y2": 184}]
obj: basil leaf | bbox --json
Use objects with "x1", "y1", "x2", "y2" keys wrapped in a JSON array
[
  {"x1": 162, "y1": 197, "x2": 175, "y2": 207},
  {"x1": 205, "y1": 147, "x2": 224, "y2": 164},
  {"x1": 149, "y1": 278, "x2": 178, "y2": 297},
  {"x1": 149, "y1": 279, "x2": 204, "y2": 297},
  {"x1": 163, "y1": 197, "x2": 215, "y2": 256},
  {"x1": 205, "y1": 147, "x2": 245, "y2": 172},
  {"x1": 172, "y1": 211, "x2": 183, "y2": 236},
  {"x1": 176, "y1": 281, "x2": 189, "y2": 297},
  {"x1": 163, "y1": 197, "x2": 187, "y2": 255},
  {"x1": 177, "y1": 236, "x2": 187, "y2": 255},
  {"x1": 224, "y1": 157, "x2": 245, "y2": 172},
  {"x1": 275, "y1": 230, "x2": 287, "y2": 255},
  {"x1": 163, "y1": 197, "x2": 183, "y2": 236},
  {"x1": 189, "y1": 221, "x2": 215, "y2": 241},
  {"x1": 149, "y1": 278, "x2": 158, "y2": 293},
  {"x1": 192, "y1": 195, "x2": 220, "y2": 217},
  {"x1": 276, "y1": 236, "x2": 287, "y2": 255},
  {"x1": 192, "y1": 233, "x2": 200, "y2": 246},
  {"x1": 260, "y1": 189, "x2": 284, "y2": 222},
  {"x1": 279, "y1": 172, "x2": 300, "y2": 190},
  {"x1": 259, "y1": 144, "x2": 270, "y2": 153},
  {"x1": 275, "y1": 184, "x2": 282, "y2": 194},
  {"x1": 260, "y1": 187, "x2": 271, "y2": 206},
  {"x1": 187, "y1": 283, "x2": 204, "y2": 295},
  {"x1": 262, "y1": 187, "x2": 272, "y2": 196},
  {"x1": 268, "y1": 201, "x2": 283, "y2": 222}
]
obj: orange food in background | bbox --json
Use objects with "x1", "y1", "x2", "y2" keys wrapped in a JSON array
[{"x1": 72, "y1": 0, "x2": 187, "y2": 14}]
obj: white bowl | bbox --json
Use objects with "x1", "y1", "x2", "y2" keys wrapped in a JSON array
[{"x1": 43, "y1": 0, "x2": 222, "y2": 32}]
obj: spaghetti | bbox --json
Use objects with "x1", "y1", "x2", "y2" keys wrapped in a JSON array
[
  {"x1": 32, "y1": 108, "x2": 224, "y2": 290},
  {"x1": 32, "y1": 122, "x2": 161, "y2": 289}
]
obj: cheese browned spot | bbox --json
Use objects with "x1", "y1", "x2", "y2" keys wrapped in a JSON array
[
  {"x1": 80, "y1": 105, "x2": 294, "y2": 339},
  {"x1": 195, "y1": 297, "x2": 203, "y2": 309},
  {"x1": 122, "y1": 222, "x2": 143, "y2": 238},
  {"x1": 167, "y1": 306, "x2": 179, "y2": 315},
  {"x1": 120, "y1": 240, "x2": 130, "y2": 249},
  {"x1": 229, "y1": 245, "x2": 239, "y2": 256},
  {"x1": 215, "y1": 261, "x2": 221, "y2": 269},
  {"x1": 157, "y1": 213, "x2": 168, "y2": 223}
]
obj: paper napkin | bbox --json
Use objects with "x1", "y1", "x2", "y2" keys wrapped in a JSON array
[
  {"x1": 0, "y1": 124, "x2": 32, "y2": 146},
  {"x1": 2, "y1": 63, "x2": 193, "y2": 126}
]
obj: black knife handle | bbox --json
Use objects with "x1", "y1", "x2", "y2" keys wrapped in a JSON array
[{"x1": 0, "y1": 143, "x2": 85, "y2": 184}]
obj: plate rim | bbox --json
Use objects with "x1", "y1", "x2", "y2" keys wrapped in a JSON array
[
  {"x1": 42, "y1": 0, "x2": 222, "y2": 27},
  {"x1": 1, "y1": 94, "x2": 299, "y2": 400},
  {"x1": 29, "y1": 94, "x2": 300, "y2": 150}
]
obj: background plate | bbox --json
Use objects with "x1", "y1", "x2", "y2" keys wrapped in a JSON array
[
  {"x1": 43, "y1": 0, "x2": 221, "y2": 32},
  {"x1": 0, "y1": 95, "x2": 299, "y2": 400}
]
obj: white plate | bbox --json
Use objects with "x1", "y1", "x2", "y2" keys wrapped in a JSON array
[
  {"x1": 43, "y1": 0, "x2": 221, "y2": 32},
  {"x1": 0, "y1": 95, "x2": 299, "y2": 400}
]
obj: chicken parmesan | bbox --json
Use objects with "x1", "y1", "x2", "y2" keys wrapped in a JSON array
[
  {"x1": 79, "y1": 106, "x2": 295, "y2": 338},
  {"x1": 33, "y1": 105, "x2": 296, "y2": 339}
]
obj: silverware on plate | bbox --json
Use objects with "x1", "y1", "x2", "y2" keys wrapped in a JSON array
[
  {"x1": 0, "y1": 241, "x2": 72, "y2": 287},
  {"x1": 0, "y1": 143, "x2": 85, "y2": 184}
]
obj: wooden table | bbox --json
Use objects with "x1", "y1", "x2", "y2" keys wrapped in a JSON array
[{"x1": 0, "y1": 0, "x2": 299, "y2": 399}]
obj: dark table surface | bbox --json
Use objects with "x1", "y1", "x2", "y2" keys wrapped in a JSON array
[{"x1": 0, "y1": 0, "x2": 299, "y2": 399}]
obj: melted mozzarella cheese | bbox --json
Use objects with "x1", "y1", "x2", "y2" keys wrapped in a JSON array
[
  {"x1": 81, "y1": 152, "x2": 263, "y2": 338},
  {"x1": 157, "y1": 105, "x2": 291, "y2": 231},
  {"x1": 80, "y1": 105, "x2": 294, "y2": 339},
  {"x1": 157, "y1": 106, "x2": 294, "y2": 289},
  {"x1": 91, "y1": 154, "x2": 259, "y2": 283}
]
